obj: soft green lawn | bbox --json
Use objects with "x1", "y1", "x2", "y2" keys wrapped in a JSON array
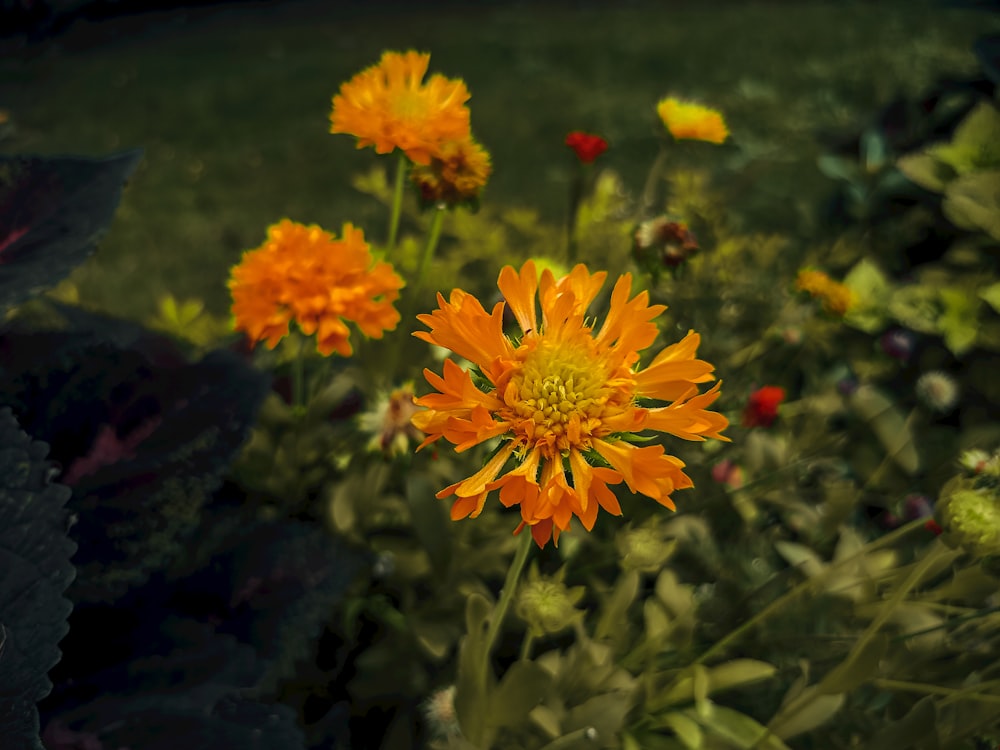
[{"x1": 1, "y1": 0, "x2": 995, "y2": 321}]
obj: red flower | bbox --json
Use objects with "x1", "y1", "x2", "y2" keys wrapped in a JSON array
[
  {"x1": 565, "y1": 131, "x2": 609, "y2": 163},
  {"x1": 924, "y1": 519, "x2": 943, "y2": 536},
  {"x1": 742, "y1": 386, "x2": 785, "y2": 428}
]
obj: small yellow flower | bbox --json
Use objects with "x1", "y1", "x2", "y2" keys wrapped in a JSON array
[
  {"x1": 330, "y1": 50, "x2": 471, "y2": 166},
  {"x1": 795, "y1": 269, "x2": 854, "y2": 316},
  {"x1": 229, "y1": 220, "x2": 404, "y2": 356},
  {"x1": 656, "y1": 98, "x2": 729, "y2": 144},
  {"x1": 410, "y1": 136, "x2": 492, "y2": 206},
  {"x1": 412, "y1": 260, "x2": 729, "y2": 548}
]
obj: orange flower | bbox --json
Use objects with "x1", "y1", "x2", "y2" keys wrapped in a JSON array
[
  {"x1": 330, "y1": 50, "x2": 471, "y2": 166},
  {"x1": 412, "y1": 260, "x2": 729, "y2": 548},
  {"x1": 229, "y1": 219, "x2": 404, "y2": 356},
  {"x1": 410, "y1": 135, "x2": 492, "y2": 206},
  {"x1": 795, "y1": 269, "x2": 854, "y2": 316},
  {"x1": 656, "y1": 98, "x2": 729, "y2": 144}
]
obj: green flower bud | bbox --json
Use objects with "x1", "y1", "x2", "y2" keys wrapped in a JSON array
[
  {"x1": 515, "y1": 564, "x2": 585, "y2": 637},
  {"x1": 616, "y1": 520, "x2": 677, "y2": 573},
  {"x1": 938, "y1": 478, "x2": 1000, "y2": 558}
]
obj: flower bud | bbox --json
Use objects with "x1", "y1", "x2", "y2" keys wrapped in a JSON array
[
  {"x1": 515, "y1": 564, "x2": 586, "y2": 637},
  {"x1": 937, "y1": 478, "x2": 1000, "y2": 558},
  {"x1": 616, "y1": 519, "x2": 677, "y2": 573}
]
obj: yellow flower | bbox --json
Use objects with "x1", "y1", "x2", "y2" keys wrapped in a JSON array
[
  {"x1": 410, "y1": 136, "x2": 492, "y2": 206},
  {"x1": 229, "y1": 219, "x2": 404, "y2": 356},
  {"x1": 412, "y1": 260, "x2": 729, "y2": 548},
  {"x1": 656, "y1": 98, "x2": 729, "y2": 144},
  {"x1": 795, "y1": 269, "x2": 854, "y2": 316},
  {"x1": 330, "y1": 50, "x2": 472, "y2": 166}
]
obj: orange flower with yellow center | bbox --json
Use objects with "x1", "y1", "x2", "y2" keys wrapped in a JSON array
[
  {"x1": 412, "y1": 261, "x2": 730, "y2": 547},
  {"x1": 795, "y1": 269, "x2": 854, "y2": 316},
  {"x1": 656, "y1": 98, "x2": 729, "y2": 144},
  {"x1": 411, "y1": 136, "x2": 492, "y2": 206},
  {"x1": 330, "y1": 50, "x2": 472, "y2": 166},
  {"x1": 229, "y1": 219, "x2": 404, "y2": 357}
]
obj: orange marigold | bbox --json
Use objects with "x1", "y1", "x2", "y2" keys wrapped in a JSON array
[
  {"x1": 412, "y1": 260, "x2": 730, "y2": 548},
  {"x1": 795, "y1": 269, "x2": 854, "y2": 316},
  {"x1": 229, "y1": 219, "x2": 404, "y2": 357},
  {"x1": 656, "y1": 98, "x2": 729, "y2": 144},
  {"x1": 330, "y1": 50, "x2": 471, "y2": 166},
  {"x1": 410, "y1": 135, "x2": 492, "y2": 206}
]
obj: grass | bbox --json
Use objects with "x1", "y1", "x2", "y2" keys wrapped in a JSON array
[{"x1": 1, "y1": 0, "x2": 996, "y2": 322}]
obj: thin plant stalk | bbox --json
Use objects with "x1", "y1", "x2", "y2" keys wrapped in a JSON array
[
  {"x1": 639, "y1": 144, "x2": 670, "y2": 219},
  {"x1": 475, "y1": 530, "x2": 533, "y2": 691},
  {"x1": 387, "y1": 151, "x2": 408, "y2": 251},
  {"x1": 414, "y1": 203, "x2": 446, "y2": 294},
  {"x1": 291, "y1": 333, "x2": 307, "y2": 414},
  {"x1": 692, "y1": 517, "x2": 930, "y2": 666}
]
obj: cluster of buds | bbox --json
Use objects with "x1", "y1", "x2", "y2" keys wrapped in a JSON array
[{"x1": 632, "y1": 216, "x2": 699, "y2": 279}]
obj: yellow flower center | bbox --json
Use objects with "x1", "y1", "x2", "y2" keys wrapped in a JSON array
[{"x1": 510, "y1": 339, "x2": 612, "y2": 450}]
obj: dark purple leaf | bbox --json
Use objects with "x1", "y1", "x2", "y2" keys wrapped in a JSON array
[{"x1": 0, "y1": 150, "x2": 141, "y2": 311}]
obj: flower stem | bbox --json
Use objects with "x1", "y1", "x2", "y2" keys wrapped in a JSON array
[
  {"x1": 478, "y1": 530, "x2": 533, "y2": 687},
  {"x1": 291, "y1": 333, "x2": 307, "y2": 415},
  {"x1": 414, "y1": 203, "x2": 446, "y2": 294},
  {"x1": 387, "y1": 151, "x2": 407, "y2": 251},
  {"x1": 566, "y1": 168, "x2": 585, "y2": 263},
  {"x1": 640, "y1": 145, "x2": 670, "y2": 219}
]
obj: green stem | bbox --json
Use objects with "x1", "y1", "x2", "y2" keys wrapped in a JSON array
[
  {"x1": 387, "y1": 151, "x2": 407, "y2": 252},
  {"x1": 873, "y1": 678, "x2": 1000, "y2": 705},
  {"x1": 477, "y1": 531, "x2": 534, "y2": 692},
  {"x1": 414, "y1": 204, "x2": 446, "y2": 294},
  {"x1": 566, "y1": 168, "x2": 585, "y2": 263},
  {"x1": 519, "y1": 632, "x2": 535, "y2": 663},
  {"x1": 693, "y1": 517, "x2": 930, "y2": 665},
  {"x1": 639, "y1": 145, "x2": 670, "y2": 219},
  {"x1": 291, "y1": 334, "x2": 307, "y2": 414}
]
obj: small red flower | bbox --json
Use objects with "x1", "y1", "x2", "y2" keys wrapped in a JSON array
[
  {"x1": 924, "y1": 519, "x2": 943, "y2": 536},
  {"x1": 742, "y1": 386, "x2": 785, "y2": 428},
  {"x1": 565, "y1": 131, "x2": 609, "y2": 163}
]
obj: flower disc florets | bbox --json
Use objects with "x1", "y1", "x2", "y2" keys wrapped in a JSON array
[{"x1": 411, "y1": 260, "x2": 729, "y2": 547}]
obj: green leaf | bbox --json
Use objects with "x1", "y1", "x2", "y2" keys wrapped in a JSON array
[
  {"x1": 595, "y1": 569, "x2": 640, "y2": 641},
  {"x1": 862, "y1": 696, "x2": 938, "y2": 750},
  {"x1": 768, "y1": 687, "x2": 845, "y2": 740},
  {"x1": 861, "y1": 128, "x2": 889, "y2": 172},
  {"x1": 709, "y1": 660, "x2": 779, "y2": 693},
  {"x1": 896, "y1": 152, "x2": 954, "y2": 193},
  {"x1": 842, "y1": 258, "x2": 892, "y2": 333},
  {"x1": 849, "y1": 384, "x2": 920, "y2": 474},
  {"x1": 938, "y1": 287, "x2": 981, "y2": 356},
  {"x1": 817, "y1": 154, "x2": 860, "y2": 183},
  {"x1": 686, "y1": 704, "x2": 792, "y2": 750},
  {"x1": 929, "y1": 100, "x2": 1000, "y2": 174},
  {"x1": 490, "y1": 661, "x2": 552, "y2": 728},
  {"x1": 889, "y1": 285, "x2": 941, "y2": 334},
  {"x1": 942, "y1": 170, "x2": 1000, "y2": 240},
  {"x1": 980, "y1": 282, "x2": 1000, "y2": 313},
  {"x1": 661, "y1": 712, "x2": 704, "y2": 749}
]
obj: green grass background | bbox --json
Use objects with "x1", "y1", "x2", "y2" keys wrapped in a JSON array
[{"x1": 1, "y1": 0, "x2": 997, "y2": 322}]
